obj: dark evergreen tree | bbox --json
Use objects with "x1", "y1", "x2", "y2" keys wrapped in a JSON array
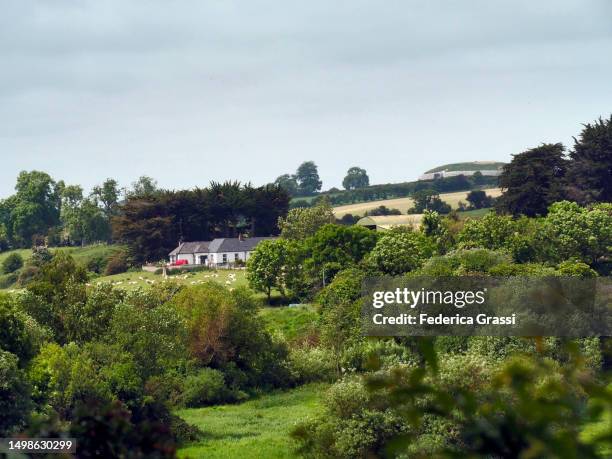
[
  {"x1": 497, "y1": 143, "x2": 568, "y2": 217},
  {"x1": 567, "y1": 115, "x2": 612, "y2": 203}
]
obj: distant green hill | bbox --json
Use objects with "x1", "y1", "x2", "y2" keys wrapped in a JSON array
[{"x1": 425, "y1": 161, "x2": 505, "y2": 173}]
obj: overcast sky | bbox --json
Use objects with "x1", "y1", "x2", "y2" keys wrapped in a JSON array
[{"x1": 1, "y1": 0, "x2": 611, "y2": 198}]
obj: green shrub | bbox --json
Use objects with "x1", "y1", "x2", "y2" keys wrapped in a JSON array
[
  {"x1": 467, "y1": 337, "x2": 535, "y2": 361},
  {"x1": 289, "y1": 347, "x2": 336, "y2": 383},
  {"x1": 145, "y1": 372, "x2": 185, "y2": 407},
  {"x1": 86, "y1": 255, "x2": 107, "y2": 274},
  {"x1": 182, "y1": 368, "x2": 234, "y2": 407},
  {"x1": 17, "y1": 265, "x2": 39, "y2": 286},
  {"x1": 434, "y1": 336, "x2": 470, "y2": 355},
  {"x1": 556, "y1": 259, "x2": 598, "y2": 277},
  {"x1": 170, "y1": 283, "x2": 292, "y2": 390},
  {"x1": 104, "y1": 250, "x2": 128, "y2": 275},
  {"x1": 367, "y1": 228, "x2": 433, "y2": 275},
  {"x1": 342, "y1": 339, "x2": 416, "y2": 372},
  {"x1": 0, "y1": 293, "x2": 40, "y2": 364},
  {"x1": 292, "y1": 378, "x2": 408, "y2": 458},
  {"x1": 0, "y1": 350, "x2": 31, "y2": 436},
  {"x1": 324, "y1": 378, "x2": 370, "y2": 419},
  {"x1": 0, "y1": 272, "x2": 18, "y2": 289},
  {"x1": 2, "y1": 252, "x2": 23, "y2": 274}
]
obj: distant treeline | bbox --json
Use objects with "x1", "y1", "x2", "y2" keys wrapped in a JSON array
[
  {"x1": 113, "y1": 181, "x2": 289, "y2": 264},
  {"x1": 291, "y1": 174, "x2": 498, "y2": 208}
]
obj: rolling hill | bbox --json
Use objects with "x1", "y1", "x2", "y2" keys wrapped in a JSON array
[
  {"x1": 425, "y1": 161, "x2": 505, "y2": 174},
  {"x1": 333, "y1": 188, "x2": 503, "y2": 217}
]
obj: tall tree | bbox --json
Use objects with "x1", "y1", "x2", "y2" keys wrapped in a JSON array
[
  {"x1": 2, "y1": 171, "x2": 62, "y2": 247},
  {"x1": 113, "y1": 183, "x2": 288, "y2": 264},
  {"x1": 92, "y1": 178, "x2": 121, "y2": 220},
  {"x1": 278, "y1": 200, "x2": 335, "y2": 240},
  {"x1": 342, "y1": 167, "x2": 369, "y2": 190},
  {"x1": 496, "y1": 143, "x2": 568, "y2": 217},
  {"x1": 127, "y1": 176, "x2": 159, "y2": 198},
  {"x1": 274, "y1": 174, "x2": 298, "y2": 196},
  {"x1": 295, "y1": 161, "x2": 322, "y2": 196},
  {"x1": 567, "y1": 115, "x2": 612, "y2": 204}
]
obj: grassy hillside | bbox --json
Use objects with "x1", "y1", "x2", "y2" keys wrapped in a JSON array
[
  {"x1": 91, "y1": 268, "x2": 248, "y2": 291},
  {"x1": 177, "y1": 383, "x2": 327, "y2": 459},
  {"x1": 425, "y1": 161, "x2": 505, "y2": 173},
  {"x1": 0, "y1": 244, "x2": 122, "y2": 267},
  {"x1": 0, "y1": 244, "x2": 124, "y2": 290},
  {"x1": 260, "y1": 305, "x2": 317, "y2": 341},
  {"x1": 333, "y1": 188, "x2": 502, "y2": 217}
]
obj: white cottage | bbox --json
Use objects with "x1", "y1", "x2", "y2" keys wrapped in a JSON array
[{"x1": 168, "y1": 236, "x2": 277, "y2": 267}]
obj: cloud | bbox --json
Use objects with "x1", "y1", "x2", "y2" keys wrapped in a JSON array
[{"x1": 1, "y1": 0, "x2": 611, "y2": 197}]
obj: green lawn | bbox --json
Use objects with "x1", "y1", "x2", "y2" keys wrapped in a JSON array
[
  {"x1": 176, "y1": 383, "x2": 328, "y2": 459},
  {"x1": 260, "y1": 304, "x2": 318, "y2": 341}
]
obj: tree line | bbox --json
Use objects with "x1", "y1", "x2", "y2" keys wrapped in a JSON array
[
  {"x1": 113, "y1": 182, "x2": 289, "y2": 264},
  {"x1": 0, "y1": 172, "x2": 289, "y2": 263},
  {"x1": 497, "y1": 115, "x2": 612, "y2": 216}
]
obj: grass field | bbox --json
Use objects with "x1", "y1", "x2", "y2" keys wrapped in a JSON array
[
  {"x1": 333, "y1": 188, "x2": 502, "y2": 217},
  {"x1": 87, "y1": 268, "x2": 249, "y2": 291},
  {"x1": 425, "y1": 161, "x2": 505, "y2": 173},
  {"x1": 177, "y1": 383, "x2": 328, "y2": 459},
  {"x1": 260, "y1": 304, "x2": 318, "y2": 341},
  {"x1": 457, "y1": 208, "x2": 494, "y2": 219}
]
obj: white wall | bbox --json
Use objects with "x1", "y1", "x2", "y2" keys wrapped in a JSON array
[
  {"x1": 175, "y1": 251, "x2": 252, "y2": 266},
  {"x1": 177, "y1": 254, "x2": 195, "y2": 264}
]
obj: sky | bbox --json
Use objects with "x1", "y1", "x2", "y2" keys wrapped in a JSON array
[{"x1": 1, "y1": 0, "x2": 611, "y2": 198}]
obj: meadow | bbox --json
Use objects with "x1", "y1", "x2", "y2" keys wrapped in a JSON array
[
  {"x1": 90, "y1": 268, "x2": 249, "y2": 291},
  {"x1": 332, "y1": 187, "x2": 502, "y2": 217},
  {"x1": 176, "y1": 383, "x2": 327, "y2": 459}
]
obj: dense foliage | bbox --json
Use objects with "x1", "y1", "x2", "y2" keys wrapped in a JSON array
[{"x1": 113, "y1": 182, "x2": 289, "y2": 264}]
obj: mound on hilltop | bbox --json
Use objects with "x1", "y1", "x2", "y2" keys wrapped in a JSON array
[{"x1": 424, "y1": 161, "x2": 505, "y2": 174}]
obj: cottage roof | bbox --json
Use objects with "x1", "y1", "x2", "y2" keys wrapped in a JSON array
[
  {"x1": 169, "y1": 241, "x2": 210, "y2": 255},
  {"x1": 208, "y1": 237, "x2": 277, "y2": 253},
  {"x1": 169, "y1": 237, "x2": 276, "y2": 256}
]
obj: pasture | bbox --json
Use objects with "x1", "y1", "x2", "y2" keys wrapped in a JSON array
[
  {"x1": 333, "y1": 187, "x2": 502, "y2": 217},
  {"x1": 177, "y1": 383, "x2": 327, "y2": 459},
  {"x1": 88, "y1": 268, "x2": 248, "y2": 291}
]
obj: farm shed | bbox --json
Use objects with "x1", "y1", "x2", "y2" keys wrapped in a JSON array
[{"x1": 356, "y1": 214, "x2": 423, "y2": 231}]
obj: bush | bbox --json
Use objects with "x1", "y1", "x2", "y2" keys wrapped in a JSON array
[
  {"x1": 289, "y1": 347, "x2": 336, "y2": 383},
  {"x1": 341, "y1": 339, "x2": 416, "y2": 372},
  {"x1": 0, "y1": 350, "x2": 31, "y2": 436},
  {"x1": 417, "y1": 248, "x2": 512, "y2": 275},
  {"x1": 104, "y1": 250, "x2": 128, "y2": 275},
  {"x1": 170, "y1": 283, "x2": 292, "y2": 390},
  {"x1": 86, "y1": 255, "x2": 107, "y2": 274},
  {"x1": 292, "y1": 378, "x2": 408, "y2": 458},
  {"x1": 2, "y1": 253, "x2": 23, "y2": 274},
  {"x1": 181, "y1": 368, "x2": 235, "y2": 407},
  {"x1": 0, "y1": 293, "x2": 40, "y2": 364},
  {"x1": 367, "y1": 228, "x2": 433, "y2": 275},
  {"x1": 0, "y1": 272, "x2": 18, "y2": 289}
]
